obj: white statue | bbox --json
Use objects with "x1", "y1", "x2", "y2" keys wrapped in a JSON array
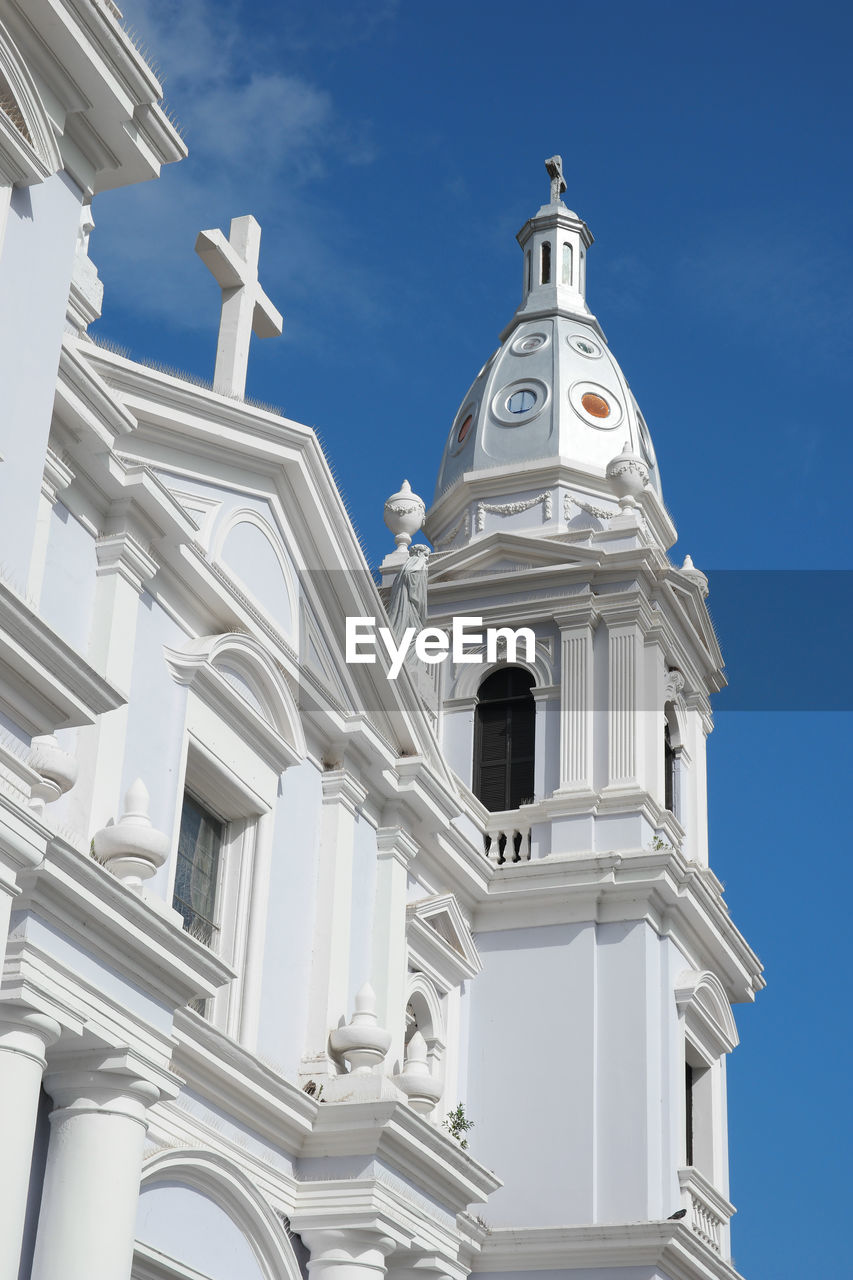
[{"x1": 387, "y1": 543, "x2": 430, "y2": 639}]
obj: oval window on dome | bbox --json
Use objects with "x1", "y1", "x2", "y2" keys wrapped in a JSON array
[
  {"x1": 457, "y1": 413, "x2": 473, "y2": 444},
  {"x1": 581, "y1": 392, "x2": 610, "y2": 419},
  {"x1": 507, "y1": 389, "x2": 537, "y2": 414}
]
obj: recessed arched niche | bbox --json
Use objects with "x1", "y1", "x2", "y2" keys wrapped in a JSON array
[{"x1": 218, "y1": 513, "x2": 295, "y2": 640}]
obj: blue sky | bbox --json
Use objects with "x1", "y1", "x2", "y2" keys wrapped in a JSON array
[{"x1": 91, "y1": 3, "x2": 853, "y2": 1274}]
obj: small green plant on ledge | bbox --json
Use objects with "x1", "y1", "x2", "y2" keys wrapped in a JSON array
[
  {"x1": 650, "y1": 835, "x2": 674, "y2": 852},
  {"x1": 443, "y1": 1102, "x2": 474, "y2": 1149}
]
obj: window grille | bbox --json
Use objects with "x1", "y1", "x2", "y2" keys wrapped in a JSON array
[{"x1": 172, "y1": 794, "x2": 223, "y2": 948}]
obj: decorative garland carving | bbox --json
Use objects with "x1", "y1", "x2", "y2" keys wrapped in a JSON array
[
  {"x1": 563, "y1": 494, "x2": 617, "y2": 521},
  {"x1": 476, "y1": 491, "x2": 552, "y2": 533}
]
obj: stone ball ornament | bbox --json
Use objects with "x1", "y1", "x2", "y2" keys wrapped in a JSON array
[
  {"x1": 606, "y1": 442, "x2": 650, "y2": 506},
  {"x1": 383, "y1": 479, "x2": 425, "y2": 550}
]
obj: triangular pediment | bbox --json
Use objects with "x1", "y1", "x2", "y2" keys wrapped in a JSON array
[
  {"x1": 406, "y1": 893, "x2": 481, "y2": 991},
  {"x1": 430, "y1": 531, "x2": 602, "y2": 585},
  {"x1": 664, "y1": 577, "x2": 724, "y2": 678}
]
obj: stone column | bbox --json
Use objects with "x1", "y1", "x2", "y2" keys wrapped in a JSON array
[
  {"x1": 0, "y1": 1005, "x2": 60, "y2": 1280},
  {"x1": 302, "y1": 1229, "x2": 396, "y2": 1280},
  {"x1": 30, "y1": 1063, "x2": 159, "y2": 1280}
]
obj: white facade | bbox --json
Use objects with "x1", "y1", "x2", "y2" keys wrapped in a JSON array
[{"x1": 0, "y1": 6, "x2": 762, "y2": 1280}]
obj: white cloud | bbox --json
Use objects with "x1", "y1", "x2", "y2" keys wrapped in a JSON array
[{"x1": 92, "y1": 0, "x2": 391, "y2": 338}]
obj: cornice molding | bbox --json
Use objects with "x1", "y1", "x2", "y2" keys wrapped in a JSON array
[
  {"x1": 95, "y1": 530, "x2": 158, "y2": 591},
  {"x1": 0, "y1": 579, "x2": 123, "y2": 733},
  {"x1": 322, "y1": 769, "x2": 368, "y2": 817},
  {"x1": 10, "y1": 835, "x2": 234, "y2": 1015},
  {"x1": 297, "y1": 1097, "x2": 502, "y2": 1214},
  {"x1": 474, "y1": 846, "x2": 763, "y2": 1004},
  {"x1": 475, "y1": 1222, "x2": 745, "y2": 1280}
]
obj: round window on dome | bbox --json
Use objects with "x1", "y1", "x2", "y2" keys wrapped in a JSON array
[
  {"x1": 507, "y1": 389, "x2": 537, "y2": 414},
  {"x1": 457, "y1": 413, "x2": 473, "y2": 444},
  {"x1": 581, "y1": 392, "x2": 610, "y2": 419}
]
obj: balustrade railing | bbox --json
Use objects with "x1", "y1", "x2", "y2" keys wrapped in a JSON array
[
  {"x1": 677, "y1": 1167, "x2": 735, "y2": 1257},
  {"x1": 483, "y1": 809, "x2": 534, "y2": 864}
]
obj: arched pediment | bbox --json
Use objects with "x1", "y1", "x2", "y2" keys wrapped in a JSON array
[
  {"x1": 138, "y1": 1148, "x2": 305, "y2": 1280},
  {"x1": 0, "y1": 20, "x2": 61, "y2": 184},
  {"x1": 450, "y1": 639, "x2": 554, "y2": 701},
  {"x1": 213, "y1": 508, "x2": 297, "y2": 643},
  {"x1": 165, "y1": 632, "x2": 306, "y2": 770},
  {"x1": 675, "y1": 968, "x2": 739, "y2": 1062}
]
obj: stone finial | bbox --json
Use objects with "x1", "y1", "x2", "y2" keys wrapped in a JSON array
[
  {"x1": 383, "y1": 480, "x2": 425, "y2": 551},
  {"x1": 680, "y1": 554, "x2": 709, "y2": 598},
  {"x1": 28, "y1": 735, "x2": 77, "y2": 813},
  {"x1": 606, "y1": 442, "x2": 649, "y2": 508},
  {"x1": 395, "y1": 1030, "x2": 443, "y2": 1115},
  {"x1": 329, "y1": 982, "x2": 392, "y2": 1075},
  {"x1": 93, "y1": 779, "x2": 169, "y2": 891}
]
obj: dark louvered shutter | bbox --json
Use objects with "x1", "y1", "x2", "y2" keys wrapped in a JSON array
[{"x1": 474, "y1": 667, "x2": 536, "y2": 811}]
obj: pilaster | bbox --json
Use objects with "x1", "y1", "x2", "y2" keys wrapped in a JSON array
[
  {"x1": 372, "y1": 819, "x2": 418, "y2": 1069},
  {"x1": 555, "y1": 607, "x2": 596, "y2": 796},
  {"x1": 26, "y1": 448, "x2": 75, "y2": 604},
  {"x1": 78, "y1": 526, "x2": 158, "y2": 834},
  {"x1": 301, "y1": 768, "x2": 368, "y2": 1080}
]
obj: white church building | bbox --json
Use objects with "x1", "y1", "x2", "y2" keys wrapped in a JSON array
[{"x1": 0, "y1": 4, "x2": 763, "y2": 1280}]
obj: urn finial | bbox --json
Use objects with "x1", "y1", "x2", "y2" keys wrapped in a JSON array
[
  {"x1": 93, "y1": 778, "x2": 169, "y2": 891},
  {"x1": 384, "y1": 479, "x2": 425, "y2": 551},
  {"x1": 329, "y1": 982, "x2": 392, "y2": 1075}
]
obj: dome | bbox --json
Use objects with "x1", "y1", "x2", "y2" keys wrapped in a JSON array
[
  {"x1": 434, "y1": 313, "x2": 661, "y2": 501},
  {"x1": 432, "y1": 158, "x2": 662, "y2": 507}
]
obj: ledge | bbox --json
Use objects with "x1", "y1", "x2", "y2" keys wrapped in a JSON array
[
  {"x1": 475, "y1": 1222, "x2": 746, "y2": 1280},
  {"x1": 9, "y1": 834, "x2": 234, "y2": 1012},
  {"x1": 300, "y1": 1097, "x2": 502, "y2": 1213},
  {"x1": 172, "y1": 1010, "x2": 318, "y2": 1154},
  {"x1": 473, "y1": 845, "x2": 764, "y2": 1005},
  {"x1": 0, "y1": 579, "x2": 123, "y2": 734}
]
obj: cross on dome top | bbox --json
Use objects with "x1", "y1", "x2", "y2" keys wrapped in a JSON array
[
  {"x1": 545, "y1": 154, "x2": 566, "y2": 205},
  {"x1": 195, "y1": 214, "x2": 283, "y2": 399}
]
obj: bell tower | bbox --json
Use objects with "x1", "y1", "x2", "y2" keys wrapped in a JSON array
[{"x1": 424, "y1": 159, "x2": 763, "y2": 1277}]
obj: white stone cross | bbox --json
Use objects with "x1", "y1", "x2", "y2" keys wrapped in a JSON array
[{"x1": 195, "y1": 214, "x2": 283, "y2": 398}]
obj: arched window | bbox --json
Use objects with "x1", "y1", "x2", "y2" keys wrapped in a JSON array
[
  {"x1": 561, "y1": 241, "x2": 573, "y2": 285},
  {"x1": 474, "y1": 667, "x2": 535, "y2": 811},
  {"x1": 540, "y1": 241, "x2": 551, "y2": 284}
]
